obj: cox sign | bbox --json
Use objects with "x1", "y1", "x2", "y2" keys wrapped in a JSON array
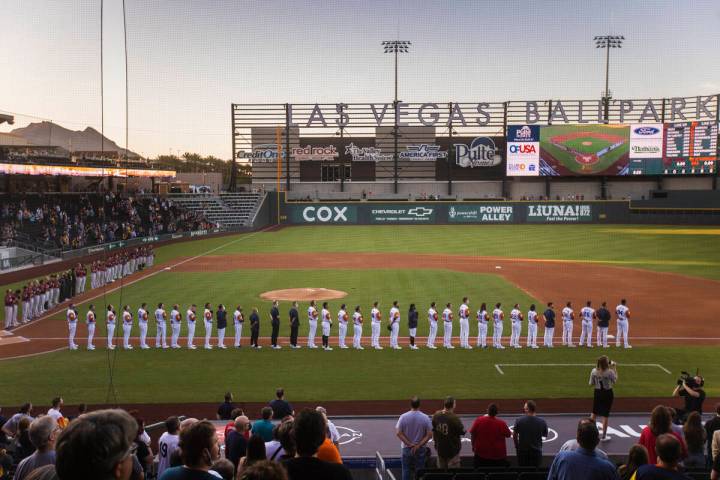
[{"x1": 292, "y1": 205, "x2": 357, "y2": 223}]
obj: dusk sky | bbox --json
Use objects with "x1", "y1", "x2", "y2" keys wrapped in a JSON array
[{"x1": 1, "y1": 0, "x2": 719, "y2": 158}]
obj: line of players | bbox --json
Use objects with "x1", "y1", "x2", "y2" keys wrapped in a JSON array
[{"x1": 64, "y1": 297, "x2": 632, "y2": 351}]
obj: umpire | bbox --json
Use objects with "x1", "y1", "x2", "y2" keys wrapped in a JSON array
[
  {"x1": 270, "y1": 300, "x2": 281, "y2": 349},
  {"x1": 250, "y1": 307, "x2": 260, "y2": 349},
  {"x1": 289, "y1": 301, "x2": 300, "y2": 348}
]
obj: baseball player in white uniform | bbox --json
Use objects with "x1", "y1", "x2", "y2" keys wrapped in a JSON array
[
  {"x1": 352, "y1": 306, "x2": 364, "y2": 349},
  {"x1": 477, "y1": 303, "x2": 489, "y2": 348},
  {"x1": 442, "y1": 302, "x2": 454, "y2": 349},
  {"x1": 459, "y1": 298, "x2": 471, "y2": 349},
  {"x1": 561, "y1": 301, "x2": 575, "y2": 347},
  {"x1": 203, "y1": 303, "x2": 213, "y2": 350},
  {"x1": 427, "y1": 302, "x2": 439, "y2": 349},
  {"x1": 233, "y1": 306, "x2": 244, "y2": 348},
  {"x1": 492, "y1": 303, "x2": 505, "y2": 349},
  {"x1": 155, "y1": 302, "x2": 169, "y2": 349},
  {"x1": 321, "y1": 302, "x2": 333, "y2": 351},
  {"x1": 509, "y1": 303, "x2": 523, "y2": 348},
  {"x1": 615, "y1": 299, "x2": 632, "y2": 348},
  {"x1": 526, "y1": 304, "x2": 539, "y2": 348},
  {"x1": 337, "y1": 304, "x2": 349, "y2": 349},
  {"x1": 83, "y1": 305, "x2": 96, "y2": 350},
  {"x1": 121, "y1": 305, "x2": 133, "y2": 350},
  {"x1": 370, "y1": 301, "x2": 382, "y2": 349},
  {"x1": 186, "y1": 304, "x2": 197, "y2": 349},
  {"x1": 389, "y1": 301, "x2": 401, "y2": 350},
  {"x1": 169, "y1": 304, "x2": 182, "y2": 349},
  {"x1": 579, "y1": 301, "x2": 596, "y2": 348},
  {"x1": 307, "y1": 300, "x2": 319, "y2": 349},
  {"x1": 138, "y1": 303, "x2": 150, "y2": 349},
  {"x1": 66, "y1": 303, "x2": 78, "y2": 350},
  {"x1": 106, "y1": 305, "x2": 116, "y2": 349}
]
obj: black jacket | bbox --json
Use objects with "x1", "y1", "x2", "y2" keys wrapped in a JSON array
[
  {"x1": 408, "y1": 309, "x2": 418, "y2": 329},
  {"x1": 216, "y1": 309, "x2": 227, "y2": 329}
]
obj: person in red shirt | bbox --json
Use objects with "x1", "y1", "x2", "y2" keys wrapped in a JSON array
[
  {"x1": 468, "y1": 403, "x2": 511, "y2": 468},
  {"x1": 638, "y1": 405, "x2": 687, "y2": 465}
]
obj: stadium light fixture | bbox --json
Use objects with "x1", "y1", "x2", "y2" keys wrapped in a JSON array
[
  {"x1": 594, "y1": 35, "x2": 624, "y2": 122},
  {"x1": 382, "y1": 40, "x2": 411, "y2": 194}
]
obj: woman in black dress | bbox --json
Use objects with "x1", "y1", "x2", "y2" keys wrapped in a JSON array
[{"x1": 589, "y1": 355, "x2": 618, "y2": 441}]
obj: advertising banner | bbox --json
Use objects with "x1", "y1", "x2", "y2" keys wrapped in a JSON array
[
  {"x1": 369, "y1": 206, "x2": 436, "y2": 223},
  {"x1": 629, "y1": 124, "x2": 664, "y2": 159},
  {"x1": 290, "y1": 204, "x2": 358, "y2": 224},
  {"x1": 506, "y1": 125, "x2": 540, "y2": 176},
  {"x1": 448, "y1": 205, "x2": 514, "y2": 223},
  {"x1": 526, "y1": 204, "x2": 592, "y2": 222},
  {"x1": 435, "y1": 137, "x2": 506, "y2": 180},
  {"x1": 0, "y1": 163, "x2": 176, "y2": 178}
]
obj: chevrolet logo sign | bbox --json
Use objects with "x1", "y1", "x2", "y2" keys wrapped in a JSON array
[{"x1": 407, "y1": 207, "x2": 433, "y2": 217}]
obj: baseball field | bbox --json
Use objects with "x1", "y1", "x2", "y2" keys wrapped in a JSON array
[
  {"x1": 540, "y1": 124, "x2": 630, "y2": 175},
  {"x1": 2, "y1": 224, "x2": 720, "y2": 407}
]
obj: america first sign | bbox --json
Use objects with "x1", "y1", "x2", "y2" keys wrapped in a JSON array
[{"x1": 281, "y1": 96, "x2": 717, "y2": 128}]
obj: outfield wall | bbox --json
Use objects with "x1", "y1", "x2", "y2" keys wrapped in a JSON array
[{"x1": 280, "y1": 199, "x2": 720, "y2": 225}]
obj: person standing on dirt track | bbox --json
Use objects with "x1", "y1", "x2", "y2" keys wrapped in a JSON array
[
  {"x1": 307, "y1": 300, "x2": 319, "y2": 349},
  {"x1": 459, "y1": 298, "x2": 471, "y2": 349},
  {"x1": 250, "y1": 307, "x2": 261, "y2": 348},
  {"x1": 510, "y1": 303, "x2": 523, "y2": 349},
  {"x1": 371, "y1": 301, "x2": 382, "y2": 350},
  {"x1": 203, "y1": 303, "x2": 214, "y2": 350},
  {"x1": 580, "y1": 301, "x2": 596, "y2": 348},
  {"x1": 407, "y1": 303, "x2": 418, "y2": 350},
  {"x1": 270, "y1": 300, "x2": 280, "y2": 349},
  {"x1": 186, "y1": 304, "x2": 197, "y2": 349},
  {"x1": 492, "y1": 303, "x2": 505, "y2": 349},
  {"x1": 389, "y1": 300, "x2": 401, "y2": 350},
  {"x1": 442, "y1": 302, "x2": 454, "y2": 349},
  {"x1": 106, "y1": 304, "x2": 116, "y2": 349},
  {"x1": 121, "y1": 305, "x2": 133, "y2": 350},
  {"x1": 288, "y1": 301, "x2": 299, "y2": 349},
  {"x1": 233, "y1": 305, "x2": 244, "y2": 348},
  {"x1": 66, "y1": 303, "x2": 78, "y2": 350},
  {"x1": 170, "y1": 304, "x2": 181, "y2": 349},
  {"x1": 596, "y1": 302, "x2": 611, "y2": 348},
  {"x1": 562, "y1": 301, "x2": 575, "y2": 347},
  {"x1": 155, "y1": 302, "x2": 169, "y2": 349},
  {"x1": 477, "y1": 303, "x2": 489, "y2": 349},
  {"x1": 427, "y1": 302, "x2": 439, "y2": 349},
  {"x1": 138, "y1": 303, "x2": 150, "y2": 349},
  {"x1": 615, "y1": 299, "x2": 632, "y2": 349},
  {"x1": 526, "y1": 304, "x2": 539, "y2": 349},
  {"x1": 86, "y1": 304, "x2": 96, "y2": 350},
  {"x1": 543, "y1": 302, "x2": 556, "y2": 348},
  {"x1": 337, "y1": 304, "x2": 349, "y2": 349},
  {"x1": 321, "y1": 302, "x2": 333, "y2": 351},
  {"x1": 352, "y1": 305, "x2": 364, "y2": 350},
  {"x1": 216, "y1": 304, "x2": 228, "y2": 349}
]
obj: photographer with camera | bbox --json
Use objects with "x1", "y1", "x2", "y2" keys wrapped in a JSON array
[
  {"x1": 589, "y1": 355, "x2": 617, "y2": 442},
  {"x1": 672, "y1": 371, "x2": 706, "y2": 423}
]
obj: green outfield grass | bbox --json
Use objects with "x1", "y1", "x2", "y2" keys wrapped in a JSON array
[
  {"x1": 563, "y1": 136, "x2": 613, "y2": 154},
  {"x1": 540, "y1": 124, "x2": 630, "y2": 174}
]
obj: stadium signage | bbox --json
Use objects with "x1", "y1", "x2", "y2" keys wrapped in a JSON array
[
  {"x1": 370, "y1": 206, "x2": 435, "y2": 223},
  {"x1": 448, "y1": 205, "x2": 513, "y2": 223},
  {"x1": 345, "y1": 143, "x2": 392, "y2": 162},
  {"x1": 190, "y1": 230, "x2": 209, "y2": 237},
  {"x1": 283, "y1": 97, "x2": 716, "y2": 127},
  {"x1": 0, "y1": 163, "x2": 176, "y2": 178},
  {"x1": 399, "y1": 144, "x2": 447, "y2": 161},
  {"x1": 295, "y1": 205, "x2": 357, "y2": 223},
  {"x1": 292, "y1": 145, "x2": 338, "y2": 161},
  {"x1": 526, "y1": 204, "x2": 592, "y2": 222},
  {"x1": 239, "y1": 144, "x2": 283, "y2": 162},
  {"x1": 454, "y1": 137, "x2": 502, "y2": 168}
]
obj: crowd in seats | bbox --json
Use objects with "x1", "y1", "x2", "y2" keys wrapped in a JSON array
[
  {"x1": 2, "y1": 394, "x2": 720, "y2": 480},
  {"x1": 0, "y1": 193, "x2": 214, "y2": 250}
]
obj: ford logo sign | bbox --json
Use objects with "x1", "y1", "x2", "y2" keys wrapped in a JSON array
[{"x1": 634, "y1": 126, "x2": 660, "y2": 136}]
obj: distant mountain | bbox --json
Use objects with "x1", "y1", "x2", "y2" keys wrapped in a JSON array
[{"x1": 10, "y1": 121, "x2": 139, "y2": 157}]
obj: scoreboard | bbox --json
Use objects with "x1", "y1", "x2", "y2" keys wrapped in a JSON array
[{"x1": 662, "y1": 121, "x2": 718, "y2": 174}]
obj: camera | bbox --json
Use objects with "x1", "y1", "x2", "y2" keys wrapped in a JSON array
[{"x1": 677, "y1": 370, "x2": 702, "y2": 388}]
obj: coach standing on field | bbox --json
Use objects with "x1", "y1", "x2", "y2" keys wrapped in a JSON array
[
  {"x1": 250, "y1": 308, "x2": 260, "y2": 349},
  {"x1": 543, "y1": 302, "x2": 556, "y2": 348},
  {"x1": 289, "y1": 302, "x2": 300, "y2": 348},
  {"x1": 270, "y1": 300, "x2": 281, "y2": 349}
]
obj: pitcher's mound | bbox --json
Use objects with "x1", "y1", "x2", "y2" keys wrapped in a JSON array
[{"x1": 260, "y1": 288, "x2": 348, "y2": 302}]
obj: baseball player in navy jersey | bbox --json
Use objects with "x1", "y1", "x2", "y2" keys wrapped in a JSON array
[
  {"x1": 203, "y1": 303, "x2": 214, "y2": 350},
  {"x1": 321, "y1": 302, "x2": 333, "y2": 351},
  {"x1": 561, "y1": 301, "x2": 575, "y2": 347},
  {"x1": 526, "y1": 304, "x2": 539, "y2": 348},
  {"x1": 492, "y1": 303, "x2": 505, "y2": 349},
  {"x1": 216, "y1": 304, "x2": 228, "y2": 349},
  {"x1": 67, "y1": 303, "x2": 78, "y2": 350},
  {"x1": 138, "y1": 303, "x2": 150, "y2": 349},
  {"x1": 596, "y1": 302, "x2": 611, "y2": 348},
  {"x1": 155, "y1": 302, "x2": 169, "y2": 349},
  {"x1": 370, "y1": 301, "x2": 382, "y2": 349},
  {"x1": 233, "y1": 306, "x2": 244, "y2": 348},
  {"x1": 389, "y1": 300, "x2": 401, "y2": 350},
  {"x1": 477, "y1": 302, "x2": 489, "y2": 348},
  {"x1": 615, "y1": 299, "x2": 632, "y2": 348},
  {"x1": 169, "y1": 304, "x2": 182, "y2": 349},
  {"x1": 337, "y1": 304, "x2": 349, "y2": 349},
  {"x1": 543, "y1": 302, "x2": 556, "y2": 348},
  {"x1": 442, "y1": 302, "x2": 454, "y2": 349},
  {"x1": 352, "y1": 305, "x2": 364, "y2": 349},
  {"x1": 86, "y1": 305, "x2": 96, "y2": 350},
  {"x1": 579, "y1": 301, "x2": 596, "y2": 348},
  {"x1": 186, "y1": 304, "x2": 197, "y2": 349},
  {"x1": 307, "y1": 300, "x2": 319, "y2": 349},
  {"x1": 509, "y1": 303, "x2": 523, "y2": 348},
  {"x1": 427, "y1": 302, "x2": 438, "y2": 349},
  {"x1": 106, "y1": 304, "x2": 116, "y2": 349},
  {"x1": 121, "y1": 305, "x2": 133, "y2": 350},
  {"x1": 459, "y1": 297, "x2": 471, "y2": 349}
]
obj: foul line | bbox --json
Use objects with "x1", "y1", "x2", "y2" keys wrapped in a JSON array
[
  {"x1": 494, "y1": 363, "x2": 672, "y2": 375},
  {"x1": 9, "y1": 229, "x2": 268, "y2": 334}
]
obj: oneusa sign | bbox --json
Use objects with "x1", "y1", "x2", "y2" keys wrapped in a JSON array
[{"x1": 293, "y1": 205, "x2": 357, "y2": 223}]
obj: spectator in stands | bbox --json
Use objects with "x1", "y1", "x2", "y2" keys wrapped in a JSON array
[
  {"x1": 639, "y1": 406, "x2": 687, "y2": 465},
  {"x1": 705, "y1": 403, "x2": 720, "y2": 467},
  {"x1": 634, "y1": 434, "x2": 688, "y2": 480},
  {"x1": 159, "y1": 420, "x2": 220, "y2": 480},
  {"x1": 19, "y1": 465, "x2": 57, "y2": 480},
  {"x1": 559, "y1": 418, "x2": 609, "y2": 459},
  {"x1": 617, "y1": 444, "x2": 649, "y2": 480},
  {"x1": 209, "y1": 459, "x2": 233, "y2": 480},
  {"x1": 282, "y1": 409, "x2": 351, "y2": 480},
  {"x1": 683, "y1": 411, "x2": 706, "y2": 468},
  {"x1": 66, "y1": 404, "x2": 87, "y2": 422},
  {"x1": 236, "y1": 435, "x2": 266, "y2": 477},
  {"x1": 225, "y1": 416, "x2": 249, "y2": 472},
  {"x1": 0, "y1": 446, "x2": 12, "y2": 480},
  {"x1": 157, "y1": 416, "x2": 181, "y2": 478},
  {"x1": 431, "y1": 396, "x2": 465, "y2": 469},
  {"x1": 12, "y1": 418, "x2": 34, "y2": 464},
  {"x1": 315, "y1": 412, "x2": 342, "y2": 465},
  {"x1": 12, "y1": 416, "x2": 59, "y2": 480},
  {"x1": 513, "y1": 400, "x2": 548, "y2": 467},
  {"x1": 395, "y1": 397, "x2": 432, "y2": 480},
  {"x1": 169, "y1": 418, "x2": 199, "y2": 469},
  {"x1": 55, "y1": 409, "x2": 137, "y2": 480},
  {"x1": 216, "y1": 392, "x2": 234, "y2": 421},
  {"x1": 315, "y1": 407, "x2": 339, "y2": 446},
  {"x1": 469, "y1": 403, "x2": 511, "y2": 468},
  {"x1": 270, "y1": 389, "x2": 293, "y2": 420},
  {"x1": 222, "y1": 408, "x2": 245, "y2": 440},
  {"x1": 547, "y1": 419, "x2": 619, "y2": 480},
  {"x1": 133, "y1": 418, "x2": 153, "y2": 476},
  {"x1": 46, "y1": 398, "x2": 63, "y2": 423},
  {"x1": 251, "y1": 408, "x2": 274, "y2": 442},
  {"x1": 266, "y1": 419, "x2": 294, "y2": 462},
  {"x1": 238, "y1": 460, "x2": 288, "y2": 480},
  {"x1": 2, "y1": 403, "x2": 33, "y2": 438}
]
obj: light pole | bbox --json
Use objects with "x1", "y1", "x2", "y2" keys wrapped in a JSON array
[
  {"x1": 382, "y1": 40, "x2": 411, "y2": 194},
  {"x1": 594, "y1": 35, "x2": 624, "y2": 123}
]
